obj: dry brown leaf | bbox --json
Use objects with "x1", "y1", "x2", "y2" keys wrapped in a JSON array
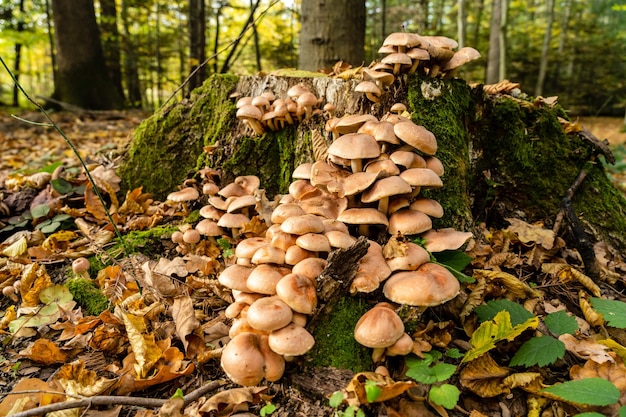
[
  {"x1": 199, "y1": 386, "x2": 267, "y2": 415},
  {"x1": 542, "y1": 263, "x2": 601, "y2": 297},
  {"x1": 502, "y1": 372, "x2": 542, "y2": 389},
  {"x1": 142, "y1": 259, "x2": 179, "y2": 297},
  {"x1": 474, "y1": 269, "x2": 542, "y2": 300},
  {"x1": 558, "y1": 116, "x2": 583, "y2": 134},
  {"x1": 345, "y1": 371, "x2": 417, "y2": 406},
  {"x1": 171, "y1": 295, "x2": 200, "y2": 354},
  {"x1": 383, "y1": 235, "x2": 408, "y2": 259},
  {"x1": 51, "y1": 316, "x2": 101, "y2": 341},
  {"x1": 55, "y1": 360, "x2": 117, "y2": 397},
  {"x1": 18, "y1": 339, "x2": 69, "y2": 365},
  {"x1": 20, "y1": 262, "x2": 53, "y2": 307},
  {"x1": 505, "y1": 218, "x2": 555, "y2": 250},
  {"x1": 459, "y1": 353, "x2": 511, "y2": 397},
  {"x1": 0, "y1": 378, "x2": 65, "y2": 417},
  {"x1": 157, "y1": 397, "x2": 184, "y2": 417},
  {"x1": 570, "y1": 356, "x2": 626, "y2": 394},
  {"x1": 84, "y1": 182, "x2": 108, "y2": 221},
  {"x1": 120, "y1": 310, "x2": 163, "y2": 378},
  {"x1": 559, "y1": 333, "x2": 614, "y2": 364},
  {"x1": 578, "y1": 290, "x2": 604, "y2": 327},
  {"x1": 460, "y1": 277, "x2": 487, "y2": 318}
]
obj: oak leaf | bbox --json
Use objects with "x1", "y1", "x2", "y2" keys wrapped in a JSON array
[{"x1": 18, "y1": 339, "x2": 68, "y2": 365}]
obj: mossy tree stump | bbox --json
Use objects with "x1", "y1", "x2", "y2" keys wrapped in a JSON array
[{"x1": 118, "y1": 72, "x2": 626, "y2": 379}]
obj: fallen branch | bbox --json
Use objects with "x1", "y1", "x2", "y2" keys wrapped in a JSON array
[{"x1": 5, "y1": 381, "x2": 223, "y2": 417}]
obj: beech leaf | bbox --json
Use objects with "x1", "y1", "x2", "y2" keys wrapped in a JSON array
[
  {"x1": 540, "y1": 378, "x2": 620, "y2": 406},
  {"x1": 509, "y1": 336, "x2": 565, "y2": 367}
]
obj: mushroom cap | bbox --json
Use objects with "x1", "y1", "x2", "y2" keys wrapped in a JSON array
[
  {"x1": 270, "y1": 231, "x2": 298, "y2": 252},
  {"x1": 394, "y1": 122, "x2": 437, "y2": 155},
  {"x1": 383, "y1": 262, "x2": 460, "y2": 306},
  {"x1": 195, "y1": 219, "x2": 223, "y2": 236},
  {"x1": 220, "y1": 332, "x2": 266, "y2": 386},
  {"x1": 390, "y1": 150, "x2": 427, "y2": 169},
  {"x1": 297, "y1": 91, "x2": 318, "y2": 107},
  {"x1": 202, "y1": 182, "x2": 220, "y2": 196},
  {"x1": 406, "y1": 47, "x2": 431, "y2": 61},
  {"x1": 354, "y1": 303, "x2": 405, "y2": 348},
  {"x1": 355, "y1": 80, "x2": 382, "y2": 99},
  {"x1": 382, "y1": 32, "x2": 422, "y2": 49},
  {"x1": 361, "y1": 175, "x2": 413, "y2": 203},
  {"x1": 268, "y1": 323, "x2": 315, "y2": 356},
  {"x1": 298, "y1": 194, "x2": 348, "y2": 220},
  {"x1": 364, "y1": 158, "x2": 401, "y2": 178},
  {"x1": 236, "y1": 104, "x2": 263, "y2": 121},
  {"x1": 288, "y1": 179, "x2": 321, "y2": 201},
  {"x1": 167, "y1": 187, "x2": 200, "y2": 203},
  {"x1": 410, "y1": 198, "x2": 444, "y2": 218},
  {"x1": 442, "y1": 46, "x2": 481, "y2": 72},
  {"x1": 292, "y1": 163, "x2": 314, "y2": 180},
  {"x1": 296, "y1": 233, "x2": 331, "y2": 253},
  {"x1": 218, "y1": 264, "x2": 254, "y2": 292},
  {"x1": 276, "y1": 273, "x2": 318, "y2": 314},
  {"x1": 352, "y1": 240, "x2": 392, "y2": 293},
  {"x1": 362, "y1": 68, "x2": 396, "y2": 88},
  {"x1": 227, "y1": 194, "x2": 257, "y2": 213},
  {"x1": 384, "y1": 241, "x2": 430, "y2": 272},
  {"x1": 337, "y1": 208, "x2": 389, "y2": 228},
  {"x1": 342, "y1": 171, "x2": 379, "y2": 196},
  {"x1": 399, "y1": 168, "x2": 443, "y2": 188},
  {"x1": 280, "y1": 214, "x2": 325, "y2": 235},
  {"x1": 235, "y1": 237, "x2": 270, "y2": 259},
  {"x1": 334, "y1": 114, "x2": 379, "y2": 135},
  {"x1": 252, "y1": 95, "x2": 270, "y2": 109},
  {"x1": 251, "y1": 245, "x2": 286, "y2": 265},
  {"x1": 287, "y1": 84, "x2": 311, "y2": 99},
  {"x1": 219, "y1": 182, "x2": 248, "y2": 198},
  {"x1": 390, "y1": 103, "x2": 407, "y2": 114},
  {"x1": 246, "y1": 264, "x2": 291, "y2": 295},
  {"x1": 259, "y1": 334, "x2": 285, "y2": 382},
  {"x1": 235, "y1": 175, "x2": 261, "y2": 195},
  {"x1": 246, "y1": 296, "x2": 294, "y2": 332},
  {"x1": 388, "y1": 208, "x2": 432, "y2": 236},
  {"x1": 381, "y1": 52, "x2": 412, "y2": 67},
  {"x1": 208, "y1": 196, "x2": 232, "y2": 211},
  {"x1": 284, "y1": 245, "x2": 316, "y2": 265},
  {"x1": 370, "y1": 121, "x2": 401, "y2": 146},
  {"x1": 291, "y1": 257, "x2": 327, "y2": 283},
  {"x1": 72, "y1": 257, "x2": 90, "y2": 274},
  {"x1": 421, "y1": 228, "x2": 473, "y2": 252},
  {"x1": 271, "y1": 203, "x2": 306, "y2": 224},
  {"x1": 325, "y1": 230, "x2": 357, "y2": 249},
  {"x1": 425, "y1": 156, "x2": 445, "y2": 176},
  {"x1": 327, "y1": 133, "x2": 381, "y2": 161},
  {"x1": 183, "y1": 228, "x2": 201, "y2": 244},
  {"x1": 386, "y1": 332, "x2": 414, "y2": 356},
  {"x1": 217, "y1": 212, "x2": 250, "y2": 229}
]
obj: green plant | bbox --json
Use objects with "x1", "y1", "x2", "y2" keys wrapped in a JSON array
[
  {"x1": 217, "y1": 237, "x2": 235, "y2": 258},
  {"x1": 475, "y1": 299, "x2": 578, "y2": 367},
  {"x1": 259, "y1": 402, "x2": 276, "y2": 416},
  {"x1": 541, "y1": 378, "x2": 620, "y2": 407},
  {"x1": 405, "y1": 351, "x2": 460, "y2": 410},
  {"x1": 328, "y1": 391, "x2": 365, "y2": 417},
  {"x1": 590, "y1": 297, "x2": 626, "y2": 328}
]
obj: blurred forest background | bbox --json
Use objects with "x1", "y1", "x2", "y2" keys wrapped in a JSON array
[{"x1": 0, "y1": 0, "x2": 625, "y2": 119}]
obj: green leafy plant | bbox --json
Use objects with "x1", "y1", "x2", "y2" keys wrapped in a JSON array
[
  {"x1": 405, "y1": 351, "x2": 460, "y2": 410},
  {"x1": 540, "y1": 378, "x2": 620, "y2": 407},
  {"x1": 364, "y1": 379, "x2": 381, "y2": 403},
  {"x1": 431, "y1": 250, "x2": 475, "y2": 283},
  {"x1": 217, "y1": 237, "x2": 235, "y2": 258},
  {"x1": 475, "y1": 300, "x2": 578, "y2": 367},
  {"x1": 590, "y1": 298, "x2": 626, "y2": 328},
  {"x1": 260, "y1": 402, "x2": 276, "y2": 416},
  {"x1": 328, "y1": 391, "x2": 365, "y2": 417}
]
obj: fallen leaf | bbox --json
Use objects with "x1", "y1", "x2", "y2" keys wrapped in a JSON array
[
  {"x1": 559, "y1": 333, "x2": 614, "y2": 364},
  {"x1": 345, "y1": 372, "x2": 416, "y2": 406},
  {"x1": 18, "y1": 339, "x2": 69, "y2": 365},
  {"x1": 199, "y1": 387, "x2": 268, "y2": 415},
  {"x1": 171, "y1": 295, "x2": 200, "y2": 354},
  {"x1": 459, "y1": 353, "x2": 510, "y2": 397},
  {"x1": 0, "y1": 378, "x2": 65, "y2": 417},
  {"x1": 505, "y1": 218, "x2": 555, "y2": 250}
]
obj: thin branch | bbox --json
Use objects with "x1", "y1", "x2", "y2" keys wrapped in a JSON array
[{"x1": 5, "y1": 381, "x2": 223, "y2": 417}]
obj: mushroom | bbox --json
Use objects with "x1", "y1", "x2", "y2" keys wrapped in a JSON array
[
  {"x1": 327, "y1": 132, "x2": 380, "y2": 173},
  {"x1": 166, "y1": 187, "x2": 200, "y2": 214},
  {"x1": 220, "y1": 332, "x2": 266, "y2": 386},
  {"x1": 361, "y1": 175, "x2": 413, "y2": 216},
  {"x1": 382, "y1": 262, "x2": 460, "y2": 307},
  {"x1": 236, "y1": 104, "x2": 265, "y2": 136},
  {"x1": 355, "y1": 80, "x2": 382, "y2": 103},
  {"x1": 388, "y1": 208, "x2": 432, "y2": 236},
  {"x1": 297, "y1": 91, "x2": 319, "y2": 120},
  {"x1": 421, "y1": 228, "x2": 473, "y2": 252},
  {"x1": 268, "y1": 322, "x2": 315, "y2": 359},
  {"x1": 72, "y1": 257, "x2": 91, "y2": 280},
  {"x1": 275, "y1": 273, "x2": 318, "y2": 314},
  {"x1": 354, "y1": 302, "x2": 405, "y2": 362},
  {"x1": 393, "y1": 122, "x2": 437, "y2": 156},
  {"x1": 246, "y1": 296, "x2": 294, "y2": 332}
]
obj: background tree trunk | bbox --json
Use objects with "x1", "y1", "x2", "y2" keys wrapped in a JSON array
[
  {"x1": 535, "y1": 0, "x2": 555, "y2": 97},
  {"x1": 120, "y1": 0, "x2": 142, "y2": 107},
  {"x1": 99, "y1": 0, "x2": 125, "y2": 102},
  {"x1": 298, "y1": 0, "x2": 366, "y2": 71},
  {"x1": 188, "y1": 0, "x2": 206, "y2": 93},
  {"x1": 51, "y1": 0, "x2": 123, "y2": 110}
]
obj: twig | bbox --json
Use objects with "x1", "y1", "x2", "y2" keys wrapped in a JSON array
[{"x1": 5, "y1": 381, "x2": 223, "y2": 417}]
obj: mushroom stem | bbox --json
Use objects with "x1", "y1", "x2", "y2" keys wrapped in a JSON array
[
  {"x1": 350, "y1": 159, "x2": 363, "y2": 174},
  {"x1": 372, "y1": 347, "x2": 386, "y2": 363}
]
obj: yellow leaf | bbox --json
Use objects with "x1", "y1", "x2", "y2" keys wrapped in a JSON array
[
  {"x1": 120, "y1": 310, "x2": 163, "y2": 378},
  {"x1": 1, "y1": 235, "x2": 28, "y2": 257},
  {"x1": 462, "y1": 310, "x2": 538, "y2": 363},
  {"x1": 345, "y1": 372, "x2": 416, "y2": 406},
  {"x1": 502, "y1": 372, "x2": 542, "y2": 389},
  {"x1": 171, "y1": 295, "x2": 200, "y2": 354},
  {"x1": 578, "y1": 290, "x2": 604, "y2": 327},
  {"x1": 42, "y1": 230, "x2": 78, "y2": 251},
  {"x1": 199, "y1": 386, "x2": 267, "y2": 413},
  {"x1": 55, "y1": 361, "x2": 117, "y2": 397},
  {"x1": 18, "y1": 339, "x2": 68, "y2": 365},
  {"x1": 20, "y1": 263, "x2": 53, "y2": 307},
  {"x1": 474, "y1": 269, "x2": 542, "y2": 300},
  {"x1": 598, "y1": 339, "x2": 626, "y2": 363}
]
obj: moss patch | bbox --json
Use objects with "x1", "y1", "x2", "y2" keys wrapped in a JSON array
[
  {"x1": 406, "y1": 75, "x2": 474, "y2": 231},
  {"x1": 309, "y1": 296, "x2": 373, "y2": 372},
  {"x1": 65, "y1": 277, "x2": 109, "y2": 315},
  {"x1": 108, "y1": 224, "x2": 179, "y2": 258},
  {"x1": 118, "y1": 74, "x2": 239, "y2": 200}
]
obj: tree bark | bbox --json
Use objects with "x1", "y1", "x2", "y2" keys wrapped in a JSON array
[
  {"x1": 120, "y1": 0, "x2": 142, "y2": 107},
  {"x1": 51, "y1": 0, "x2": 123, "y2": 110},
  {"x1": 298, "y1": 0, "x2": 366, "y2": 71},
  {"x1": 188, "y1": 0, "x2": 206, "y2": 93},
  {"x1": 99, "y1": 0, "x2": 125, "y2": 102},
  {"x1": 486, "y1": 0, "x2": 503, "y2": 84}
]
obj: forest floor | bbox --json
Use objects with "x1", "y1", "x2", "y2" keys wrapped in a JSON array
[{"x1": 0, "y1": 110, "x2": 626, "y2": 417}]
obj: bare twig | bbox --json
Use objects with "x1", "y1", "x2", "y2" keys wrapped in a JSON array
[{"x1": 5, "y1": 381, "x2": 224, "y2": 417}]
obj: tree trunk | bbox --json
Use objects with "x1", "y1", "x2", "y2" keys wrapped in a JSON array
[
  {"x1": 120, "y1": 0, "x2": 142, "y2": 107},
  {"x1": 298, "y1": 0, "x2": 366, "y2": 71},
  {"x1": 486, "y1": 0, "x2": 502, "y2": 84},
  {"x1": 12, "y1": 0, "x2": 25, "y2": 107},
  {"x1": 535, "y1": 0, "x2": 555, "y2": 97},
  {"x1": 188, "y1": 0, "x2": 206, "y2": 93},
  {"x1": 99, "y1": 0, "x2": 126, "y2": 102},
  {"x1": 457, "y1": 0, "x2": 466, "y2": 49},
  {"x1": 51, "y1": 0, "x2": 123, "y2": 110}
]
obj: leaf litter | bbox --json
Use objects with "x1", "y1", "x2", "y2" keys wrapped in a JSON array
[{"x1": 0, "y1": 111, "x2": 626, "y2": 417}]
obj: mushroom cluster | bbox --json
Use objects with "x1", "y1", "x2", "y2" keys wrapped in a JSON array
[
  {"x1": 354, "y1": 32, "x2": 480, "y2": 103},
  {"x1": 235, "y1": 84, "x2": 323, "y2": 136}
]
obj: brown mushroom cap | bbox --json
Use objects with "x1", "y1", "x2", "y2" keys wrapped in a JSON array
[
  {"x1": 251, "y1": 245, "x2": 286, "y2": 265},
  {"x1": 246, "y1": 296, "x2": 294, "y2": 332},
  {"x1": 400, "y1": 168, "x2": 443, "y2": 188},
  {"x1": 351, "y1": 240, "x2": 392, "y2": 293},
  {"x1": 410, "y1": 198, "x2": 444, "y2": 218},
  {"x1": 246, "y1": 264, "x2": 291, "y2": 295},
  {"x1": 276, "y1": 273, "x2": 318, "y2": 314},
  {"x1": 354, "y1": 302, "x2": 405, "y2": 348},
  {"x1": 390, "y1": 150, "x2": 427, "y2": 169},
  {"x1": 291, "y1": 258, "x2": 328, "y2": 283},
  {"x1": 199, "y1": 204, "x2": 223, "y2": 221},
  {"x1": 421, "y1": 228, "x2": 473, "y2": 252},
  {"x1": 235, "y1": 237, "x2": 270, "y2": 259},
  {"x1": 442, "y1": 46, "x2": 481, "y2": 72},
  {"x1": 382, "y1": 32, "x2": 423, "y2": 51},
  {"x1": 167, "y1": 187, "x2": 200, "y2": 203},
  {"x1": 362, "y1": 175, "x2": 413, "y2": 204},
  {"x1": 271, "y1": 203, "x2": 306, "y2": 224},
  {"x1": 280, "y1": 214, "x2": 325, "y2": 235},
  {"x1": 385, "y1": 241, "x2": 430, "y2": 272},
  {"x1": 218, "y1": 264, "x2": 254, "y2": 292},
  {"x1": 342, "y1": 171, "x2": 379, "y2": 196},
  {"x1": 337, "y1": 208, "x2": 389, "y2": 229},
  {"x1": 334, "y1": 114, "x2": 379, "y2": 135},
  {"x1": 327, "y1": 133, "x2": 381, "y2": 173},
  {"x1": 296, "y1": 233, "x2": 331, "y2": 253},
  {"x1": 355, "y1": 80, "x2": 383, "y2": 103},
  {"x1": 388, "y1": 208, "x2": 432, "y2": 236},
  {"x1": 227, "y1": 194, "x2": 257, "y2": 213},
  {"x1": 259, "y1": 334, "x2": 285, "y2": 382},
  {"x1": 268, "y1": 323, "x2": 315, "y2": 357},
  {"x1": 220, "y1": 332, "x2": 266, "y2": 386},
  {"x1": 383, "y1": 262, "x2": 460, "y2": 306},
  {"x1": 195, "y1": 219, "x2": 224, "y2": 237},
  {"x1": 393, "y1": 122, "x2": 437, "y2": 155}
]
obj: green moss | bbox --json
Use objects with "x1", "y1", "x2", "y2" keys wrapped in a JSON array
[
  {"x1": 109, "y1": 224, "x2": 179, "y2": 258},
  {"x1": 118, "y1": 74, "x2": 239, "y2": 200},
  {"x1": 184, "y1": 210, "x2": 201, "y2": 224},
  {"x1": 406, "y1": 75, "x2": 474, "y2": 231},
  {"x1": 309, "y1": 296, "x2": 373, "y2": 372},
  {"x1": 65, "y1": 277, "x2": 109, "y2": 316}
]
